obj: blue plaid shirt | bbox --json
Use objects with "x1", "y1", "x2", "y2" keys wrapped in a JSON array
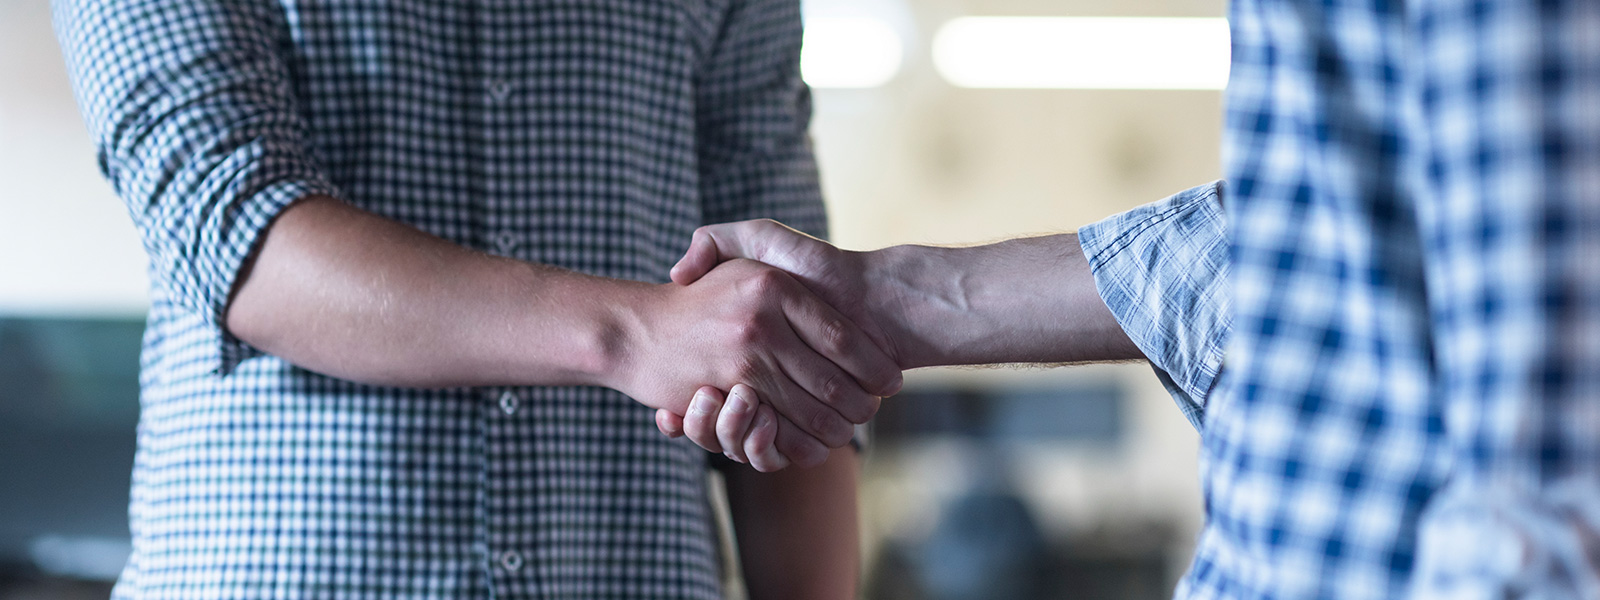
[
  {"x1": 55, "y1": 0, "x2": 826, "y2": 598},
  {"x1": 1081, "y1": 2, "x2": 1600, "y2": 599}
]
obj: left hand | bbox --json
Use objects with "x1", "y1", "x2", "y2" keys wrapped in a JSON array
[{"x1": 659, "y1": 384, "x2": 791, "y2": 471}]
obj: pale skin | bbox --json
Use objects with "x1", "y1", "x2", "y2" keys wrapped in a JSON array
[
  {"x1": 225, "y1": 196, "x2": 898, "y2": 598},
  {"x1": 655, "y1": 219, "x2": 1144, "y2": 469}
]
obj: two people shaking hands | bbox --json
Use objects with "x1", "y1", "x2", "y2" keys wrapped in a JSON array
[
  {"x1": 226, "y1": 196, "x2": 1144, "y2": 473},
  {"x1": 653, "y1": 218, "x2": 1146, "y2": 471}
]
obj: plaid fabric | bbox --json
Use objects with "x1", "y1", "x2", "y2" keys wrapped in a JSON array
[
  {"x1": 54, "y1": 1, "x2": 826, "y2": 598},
  {"x1": 1083, "y1": 2, "x2": 1600, "y2": 598},
  {"x1": 1080, "y1": 181, "x2": 1230, "y2": 431}
]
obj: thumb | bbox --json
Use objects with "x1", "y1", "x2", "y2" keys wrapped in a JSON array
[
  {"x1": 670, "y1": 227, "x2": 723, "y2": 285},
  {"x1": 671, "y1": 222, "x2": 769, "y2": 285}
]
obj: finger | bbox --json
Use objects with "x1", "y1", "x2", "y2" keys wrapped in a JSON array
[
  {"x1": 757, "y1": 362, "x2": 857, "y2": 448},
  {"x1": 773, "y1": 411, "x2": 831, "y2": 470},
  {"x1": 656, "y1": 409, "x2": 685, "y2": 438},
  {"x1": 780, "y1": 285, "x2": 903, "y2": 402},
  {"x1": 775, "y1": 339, "x2": 882, "y2": 425},
  {"x1": 716, "y1": 384, "x2": 760, "y2": 463},
  {"x1": 745, "y1": 404, "x2": 793, "y2": 472},
  {"x1": 742, "y1": 400, "x2": 782, "y2": 469},
  {"x1": 683, "y1": 386, "x2": 726, "y2": 454},
  {"x1": 671, "y1": 220, "x2": 790, "y2": 285},
  {"x1": 679, "y1": 386, "x2": 724, "y2": 450}
]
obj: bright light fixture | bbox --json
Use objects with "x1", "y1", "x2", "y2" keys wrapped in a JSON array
[
  {"x1": 932, "y1": 17, "x2": 1230, "y2": 90},
  {"x1": 801, "y1": 17, "x2": 904, "y2": 89}
]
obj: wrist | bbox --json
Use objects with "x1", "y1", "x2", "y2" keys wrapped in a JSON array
[
  {"x1": 859, "y1": 245, "x2": 962, "y2": 369},
  {"x1": 578, "y1": 279, "x2": 660, "y2": 394},
  {"x1": 499, "y1": 266, "x2": 648, "y2": 390}
]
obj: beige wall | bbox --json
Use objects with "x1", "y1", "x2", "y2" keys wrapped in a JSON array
[{"x1": 0, "y1": 0, "x2": 147, "y2": 315}]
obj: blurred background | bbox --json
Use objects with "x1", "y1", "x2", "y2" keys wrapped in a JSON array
[{"x1": 0, "y1": 0, "x2": 1224, "y2": 598}]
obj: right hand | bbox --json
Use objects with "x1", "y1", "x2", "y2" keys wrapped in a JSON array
[
  {"x1": 611, "y1": 258, "x2": 900, "y2": 468},
  {"x1": 655, "y1": 221, "x2": 903, "y2": 470},
  {"x1": 670, "y1": 220, "x2": 891, "y2": 358}
]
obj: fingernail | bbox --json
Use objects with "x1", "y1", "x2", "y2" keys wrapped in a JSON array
[
  {"x1": 689, "y1": 390, "x2": 714, "y2": 415},
  {"x1": 726, "y1": 388, "x2": 752, "y2": 414}
]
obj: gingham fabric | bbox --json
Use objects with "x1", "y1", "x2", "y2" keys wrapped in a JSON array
[
  {"x1": 55, "y1": 1, "x2": 827, "y2": 598},
  {"x1": 1082, "y1": 2, "x2": 1600, "y2": 598},
  {"x1": 1079, "y1": 181, "x2": 1230, "y2": 432}
]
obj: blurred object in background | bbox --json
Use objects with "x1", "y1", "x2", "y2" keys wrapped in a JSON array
[
  {"x1": 0, "y1": 318, "x2": 141, "y2": 598},
  {"x1": 864, "y1": 379, "x2": 1180, "y2": 600}
]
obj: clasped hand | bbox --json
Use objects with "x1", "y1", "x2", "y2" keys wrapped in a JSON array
[{"x1": 647, "y1": 220, "x2": 896, "y2": 472}]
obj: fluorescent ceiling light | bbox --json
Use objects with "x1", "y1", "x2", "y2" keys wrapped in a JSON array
[
  {"x1": 933, "y1": 17, "x2": 1230, "y2": 90},
  {"x1": 802, "y1": 17, "x2": 904, "y2": 89}
]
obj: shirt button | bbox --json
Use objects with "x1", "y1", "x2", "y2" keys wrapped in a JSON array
[
  {"x1": 488, "y1": 79, "x2": 512, "y2": 101},
  {"x1": 494, "y1": 231, "x2": 518, "y2": 254},
  {"x1": 499, "y1": 391, "x2": 520, "y2": 415},
  {"x1": 500, "y1": 550, "x2": 524, "y2": 572}
]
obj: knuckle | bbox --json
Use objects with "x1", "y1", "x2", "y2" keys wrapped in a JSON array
[
  {"x1": 819, "y1": 373, "x2": 846, "y2": 406},
  {"x1": 819, "y1": 319, "x2": 850, "y2": 353},
  {"x1": 807, "y1": 410, "x2": 850, "y2": 447},
  {"x1": 731, "y1": 319, "x2": 764, "y2": 345},
  {"x1": 749, "y1": 266, "x2": 789, "y2": 292}
]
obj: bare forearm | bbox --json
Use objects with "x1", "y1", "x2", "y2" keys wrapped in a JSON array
[
  {"x1": 226, "y1": 195, "x2": 630, "y2": 388},
  {"x1": 726, "y1": 451, "x2": 861, "y2": 600},
  {"x1": 226, "y1": 197, "x2": 892, "y2": 458},
  {"x1": 862, "y1": 233, "x2": 1142, "y2": 369}
]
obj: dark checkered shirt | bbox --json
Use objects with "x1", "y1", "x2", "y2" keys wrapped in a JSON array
[{"x1": 55, "y1": 1, "x2": 826, "y2": 598}]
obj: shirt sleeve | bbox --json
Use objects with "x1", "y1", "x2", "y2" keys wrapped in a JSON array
[
  {"x1": 693, "y1": 0, "x2": 827, "y2": 239},
  {"x1": 54, "y1": 0, "x2": 339, "y2": 376},
  {"x1": 1077, "y1": 181, "x2": 1230, "y2": 431},
  {"x1": 1409, "y1": 3, "x2": 1600, "y2": 598}
]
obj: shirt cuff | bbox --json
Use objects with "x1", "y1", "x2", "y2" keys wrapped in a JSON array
[
  {"x1": 1078, "y1": 181, "x2": 1230, "y2": 430},
  {"x1": 209, "y1": 178, "x2": 341, "y2": 376}
]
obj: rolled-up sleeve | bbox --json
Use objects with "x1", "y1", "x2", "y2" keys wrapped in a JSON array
[
  {"x1": 1077, "y1": 181, "x2": 1230, "y2": 430},
  {"x1": 55, "y1": 0, "x2": 338, "y2": 375}
]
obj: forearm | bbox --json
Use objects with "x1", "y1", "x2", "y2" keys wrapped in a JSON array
[
  {"x1": 862, "y1": 234, "x2": 1143, "y2": 369},
  {"x1": 726, "y1": 451, "x2": 861, "y2": 600},
  {"x1": 227, "y1": 195, "x2": 632, "y2": 388}
]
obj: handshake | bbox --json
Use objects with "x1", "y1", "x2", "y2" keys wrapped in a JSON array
[
  {"x1": 620, "y1": 219, "x2": 1140, "y2": 472},
  {"x1": 622, "y1": 219, "x2": 909, "y2": 473}
]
